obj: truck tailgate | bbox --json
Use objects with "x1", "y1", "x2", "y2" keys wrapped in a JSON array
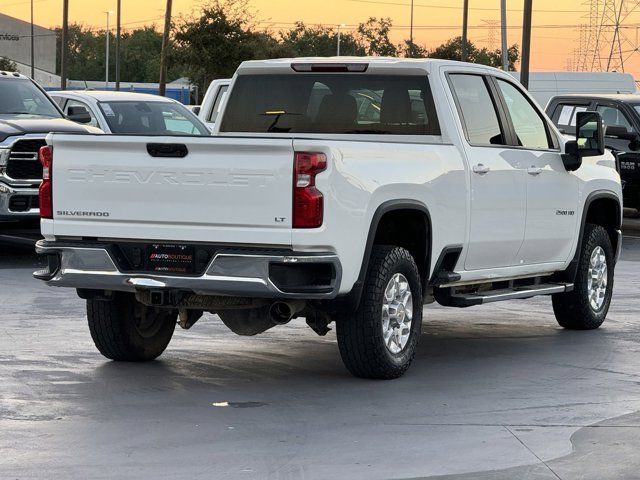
[{"x1": 49, "y1": 134, "x2": 294, "y2": 246}]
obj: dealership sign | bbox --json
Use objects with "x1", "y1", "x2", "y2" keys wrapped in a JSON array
[{"x1": 0, "y1": 33, "x2": 19, "y2": 41}]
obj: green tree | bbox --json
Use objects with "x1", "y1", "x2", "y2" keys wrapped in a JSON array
[
  {"x1": 401, "y1": 40, "x2": 429, "y2": 58},
  {"x1": 357, "y1": 17, "x2": 398, "y2": 56},
  {"x1": 172, "y1": 0, "x2": 288, "y2": 93},
  {"x1": 428, "y1": 36, "x2": 519, "y2": 70},
  {"x1": 0, "y1": 57, "x2": 18, "y2": 72},
  {"x1": 280, "y1": 22, "x2": 363, "y2": 57},
  {"x1": 56, "y1": 23, "x2": 184, "y2": 83}
]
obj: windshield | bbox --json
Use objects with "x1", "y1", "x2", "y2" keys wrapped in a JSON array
[
  {"x1": 0, "y1": 78, "x2": 62, "y2": 119},
  {"x1": 220, "y1": 74, "x2": 440, "y2": 135},
  {"x1": 97, "y1": 101, "x2": 210, "y2": 135}
]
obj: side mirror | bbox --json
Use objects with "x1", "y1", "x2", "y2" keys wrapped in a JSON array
[
  {"x1": 562, "y1": 111, "x2": 605, "y2": 171},
  {"x1": 191, "y1": 106, "x2": 201, "y2": 115},
  {"x1": 605, "y1": 125, "x2": 636, "y2": 140},
  {"x1": 67, "y1": 106, "x2": 92, "y2": 124}
]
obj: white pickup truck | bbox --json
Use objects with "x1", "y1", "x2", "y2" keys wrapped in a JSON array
[
  {"x1": 196, "y1": 78, "x2": 231, "y2": 129},
  {"x1": 34, "y1": 58, "x2": 622, "y2": 379}
]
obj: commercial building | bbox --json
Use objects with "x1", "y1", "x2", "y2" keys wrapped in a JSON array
[{"x1": 0, "y1": 12, "x2": 57, "y2": 87}]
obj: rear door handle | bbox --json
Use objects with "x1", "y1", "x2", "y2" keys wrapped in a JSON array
[
  {"x1": 472, "y1": 164, "x2": 490, "y2": 174},
  {"x1": 527, "y1": 166, "x2": 543, "y2": 176}
]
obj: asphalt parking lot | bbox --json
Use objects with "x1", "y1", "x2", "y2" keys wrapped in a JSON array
[{"x1": 1, "y1": 219, "x2": 640, "y2": 479}]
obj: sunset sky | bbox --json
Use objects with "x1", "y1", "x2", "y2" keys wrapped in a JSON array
[{"x1": 3, "y1": 0, "x2": 640, "y2": 77}]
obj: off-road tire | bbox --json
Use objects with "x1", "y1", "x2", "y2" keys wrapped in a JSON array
[
  {"x1": 552, "y1": 224, "x2": 614, "y2": 330},
  {"x1": 87, "y1": 293, "x2": 177, "y2": 361},
  {"x1": 336, "y1": 246, "x2": 423, "y2": 379}
]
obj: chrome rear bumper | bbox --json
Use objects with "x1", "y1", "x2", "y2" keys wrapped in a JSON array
[{"x1": 34, "y1": 240, "x2": 341, "y2": 299}]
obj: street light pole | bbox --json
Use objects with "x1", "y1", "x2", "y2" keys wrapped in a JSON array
[
  {"x1": 30, "y1": 0, "x2": 34, "y2": 79},
  {"x1": 104, "y1": 11, "x2": 112, "y2": 89},
  {"x1": 337, "y1": 23, "x2": 345, "y2": 56}
]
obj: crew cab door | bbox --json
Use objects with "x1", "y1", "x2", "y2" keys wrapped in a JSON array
[
  {"x1": 492, "y1": 77, "x2": 579, "y2": 264},
  {"x1": 448, "y1": 73, "x2": 527, "y2": 270}
]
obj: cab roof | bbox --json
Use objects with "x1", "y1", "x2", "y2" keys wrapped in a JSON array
[
  {"x1": 552, "y1": 93, "x2": 640, "y2": 104},
  {"x1": 237, "y1": 57, "x2": 504, "y2": 76}
]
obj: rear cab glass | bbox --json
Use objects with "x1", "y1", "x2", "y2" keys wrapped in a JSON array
[
  {"x1": 98, "y1": 101, "x2": 210, "y2": 135},
  {"x1": 220, "y1": 74, "x2": 440, "y2": 136}
]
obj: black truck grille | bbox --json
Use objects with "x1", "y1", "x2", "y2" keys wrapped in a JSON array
[
  {"x1": 9, "y1": 194, "x2": 39, "y2": 212},
  {"x1": 5, "y1": 139, "x2": 46, "y2": 180}
]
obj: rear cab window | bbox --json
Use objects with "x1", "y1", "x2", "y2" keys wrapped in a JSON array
[
  {"x1": 98, "y1": 101, "x2": 210, "y2": 135},
  {"x1": 219, "y1": 74, "x2": 440, "y2": 136}
]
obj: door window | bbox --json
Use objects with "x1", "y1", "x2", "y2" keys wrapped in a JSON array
[
  {"x1": 496, "y1": 79, "x2": 551, "y2": 149},
  {"x1": 449, "y1": 74, "x2": 505, "y2": 145},
  {"x1": 208, "y1": 85, "x2": 229, "y2": 123},
  {"x1": 596, "y1": 105, "x2": 634, "y2": 134},
  {"x1": 551, "y1": 103, "x2": 590, "y2": 133}
]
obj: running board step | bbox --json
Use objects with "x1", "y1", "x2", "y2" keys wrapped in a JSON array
[{"x1": 447, "y1": 283, "x2": 574, "y2": 307}]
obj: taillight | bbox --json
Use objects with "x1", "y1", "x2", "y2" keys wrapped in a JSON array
[
  {"x1": 38, "y1": 145, "x2": 53, "y2": 219},
  {"x1": 293, "y1": 152, "x2": 327, "y2": 228}
]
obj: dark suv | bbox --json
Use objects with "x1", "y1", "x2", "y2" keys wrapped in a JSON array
[{"x1": 546, "y1": 94, "x2": 640, "y2": 211}]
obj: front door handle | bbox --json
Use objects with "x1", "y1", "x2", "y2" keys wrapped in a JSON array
[
  {"x1": 472, "y1": 164, "x2": 490, "y2": 174},
  {"x1": 527, "y1": 166, "x2": 543, "y2": 176}
]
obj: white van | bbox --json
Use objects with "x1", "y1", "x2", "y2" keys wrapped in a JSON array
[{"x1": 509, "y1": 71, "x2": 637, "y2": 108}]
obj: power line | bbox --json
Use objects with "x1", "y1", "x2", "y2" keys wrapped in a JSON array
[{"x1": 346, "y1": 0, "x2": 595, "y2": 14}]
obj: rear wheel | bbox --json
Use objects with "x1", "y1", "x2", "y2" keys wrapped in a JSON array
[
  {"x1": 336, "y1": 246, "x2": 423, "y2": 379},
  {"x1": 87, "y1": 293, "x2": 177, "y2": 361},
  {"x1": 552, "y1": 224, "x2": 614, "y2": 330}
]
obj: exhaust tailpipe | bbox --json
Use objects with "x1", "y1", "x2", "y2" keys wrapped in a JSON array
[{"x1": 269, "y1": 301, "x2": 305, "y2": 324}]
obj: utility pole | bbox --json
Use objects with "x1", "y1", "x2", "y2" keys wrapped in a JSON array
[
  {"x1": 461, "y1": 0, "x2": 469, "y2": 62},
  {"x1": 159, "y1": 0, "x2": 172, "y2": 97},
  {"x1": 104, "y1": 11, "x2": 112, "y2": 88},
  {"x1": 115, "y1": 0, "x2": 121, "y2": 90},
  {"x1": 501, "y1": 0, "x2": 509, "y2": 70},
  {"x1": 409, "y1": 0, "x2": 414, "y2": 56},
  {"x1": 30, "y1": 0, "x2": 34, "y2": 78},
  {"x1": 521, "y1": 0, "x2": 533, "y2": 89},
  {"x1": 61, "y1": 0, "x2": 68, "y2": 89}
]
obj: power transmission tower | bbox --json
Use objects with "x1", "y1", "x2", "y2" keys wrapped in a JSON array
[
  {"x1": 583, "y1": 0, "x2": 640, "y2": 72},
  {"x1": 575, "y1": 24, "x2": 588, "y2": 71},
  {"x1": 482, "y1": 19, "x2": 499, "y2": 50},
  {"x1": 581, "y1": 0, "x2": 600, "y2": 70}
]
